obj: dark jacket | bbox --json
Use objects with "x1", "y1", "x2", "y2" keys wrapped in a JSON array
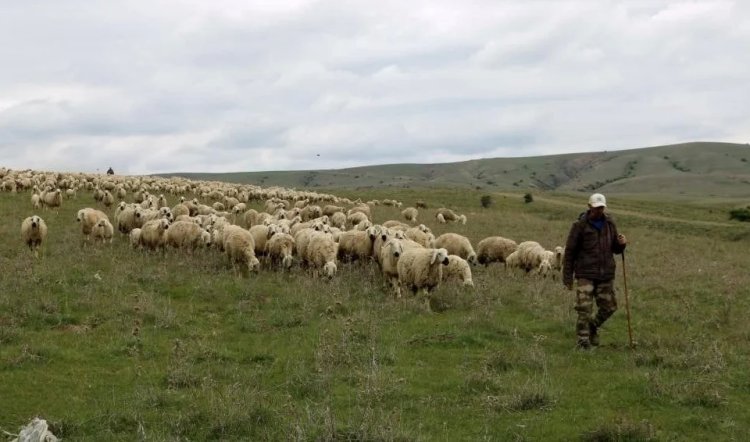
[{"x1": 563, "y1": 211, "x2": 625, "y2": 285}]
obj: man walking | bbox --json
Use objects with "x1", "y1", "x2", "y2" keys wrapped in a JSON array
[{"x1": 563, "y1": 193, "x2": 627, "y2": 349}]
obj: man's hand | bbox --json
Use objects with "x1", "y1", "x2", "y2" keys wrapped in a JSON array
[{"x1": 617, "y1": 234, "x2": 627, "y2": 246}]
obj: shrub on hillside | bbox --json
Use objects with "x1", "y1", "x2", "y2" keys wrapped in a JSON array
[
  {"x1": 729, "y1": 207, "x2": 750, "y2": 222},
  {"x1": 524, "y1": 193, "x2": 534, "y2": 204},
  {"x1": 480, "y1": 195, "x2": 492, "y2": 208}
]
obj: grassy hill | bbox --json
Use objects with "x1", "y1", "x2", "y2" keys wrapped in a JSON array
[{"x1": 164, "y1": 142, "x2": 750, "y2": 197}]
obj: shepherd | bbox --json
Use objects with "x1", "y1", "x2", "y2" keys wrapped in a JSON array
[{"x1": 563, "y1": 193, "x2": 627, "y2": 349}]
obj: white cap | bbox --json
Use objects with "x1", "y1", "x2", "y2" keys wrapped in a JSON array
[{"x1": 588, "y1": 193, "x2": 607, "y2": 208}]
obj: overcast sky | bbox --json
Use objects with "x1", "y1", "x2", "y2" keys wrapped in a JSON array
[{"x1": 1, "y1": 1, "x2": 748, "y2": 175}]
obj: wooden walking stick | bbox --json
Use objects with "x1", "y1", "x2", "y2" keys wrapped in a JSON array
[{"x1": 621, "y1": 250, "x2": 635, "y2": 349}]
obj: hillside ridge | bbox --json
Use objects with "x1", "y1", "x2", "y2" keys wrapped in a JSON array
[{"x1": 162, "y1": 141, "x2": 750, "y2": 197}]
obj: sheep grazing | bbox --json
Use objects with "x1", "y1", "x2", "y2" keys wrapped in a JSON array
[
  {"x1": 397, "y1": 247, "x2": 451, "y2": 309},
  {"x1": 166, "y1": 220, "x2": 211, "y2": 250},
  {"x1": 401, "y1": 207, "x2": 418, "y2": 223},
  {"x1": 346, "y1": 211, "x2": 369, "y2": 229},
  {"x1": 304, "y1": 231, "x2": 338, "y2": 278},
  {"x1": 266, "y1": 232, "x2": 295, "y2": 270},
  {"x1": 404, "y1": 226, "x2": 435, "y2": 248},
  {"x1": 442, "y1": 255, "x2": 474, "y2": 287},
  {"x1": 139, "y1": 218, "x2": 170, "y2": 250},
  {"x1": 515, "y1": 241, "x2": 553, "y2": 275},
  {"x1": 223, "y1": 227, "x2": 260, "y2": 275},
  {"x1": 476, "y1": 236, "x2": 518, "y2": 266},
  {"x1": 21, "y1": 215, "x2": 48, "y2": 257},
  {"x1": 380, "y1": 239, "x2": 405, "y2": 298},
  {"x1": 436, "y1": 208, "x2": 466, "y2": 225},
  {"x1": 433, "y1": 233, "x2": 477, "y2": 264},
  {"x1": 92, "y1": 219, "x2": 114, "y2": 244},
  {"x1": 77, "y1": 208, "x2": 110, "y2": 241}
]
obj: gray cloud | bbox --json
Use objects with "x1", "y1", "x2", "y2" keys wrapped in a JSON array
[{"x1": 0, "y1": 0, "x2": 748, "y2": 174}]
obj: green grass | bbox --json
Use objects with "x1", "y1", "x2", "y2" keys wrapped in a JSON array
[{"x1": 1, "y1": 186, "x2": 750, "y2": 440}]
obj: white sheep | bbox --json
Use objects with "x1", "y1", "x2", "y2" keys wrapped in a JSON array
[
  {"x1": 139, "y1": 218, "x2": 170, "y2": 250},
  {"x1": 166, "y1": 220, "x2": 212, "y2": 250},
  {"x1": 401, "y1": 207, "x2": 418, "y2": 223},
  {"x1": 92, "y1": 218, "x2": 114, "y2": 244},
  {"x1": 476, "y1": 236, "x2": 518, "y2": 266},
  {"x1": 397, "y1": 247, "x2": 450, "y2": 309},
  {"x1": 266, "y1": 232, "x2": 295, "y2": 269},
  {"x1": 515, "y1": 241, "x2": 553, "y2": 275},
  {"x1": 346, "y1": 211, "x2": 369, "y2": 229},
  {"x1": 41, "y1": 189, "x2": 63, "y2": 210},
  {"x1": 129, "y1": 228, "x2": 142, "y2": 249},
  {"x1": 380, "y1": 238, "x2": 404, "y2": 298},
  {"x1": 223, "y1": 226, "x2": 261, "y2": 275},
  {"x1": 77, "y1": 208, "x2": 110, "y2": 241},
  {"x1": 337, "y1": 226, "x2": 378, "y2": 262},
  {"x1": 442, "y1": 255, "x2": 474, "y2": 287},
  {"x1": 305, "y1": 231, "x2": 338, "y2": 278},
  {"x1": 433, "y1": 233, "x2": 477, "y2": 264},
  {"x1": 31, "y1": 193, "x2": 41, "y2": 209},
  {"x1": 21, "y1": 215, "x2": 47, "y2": 257},
  {"x1": 404, "y1": 226, "x2": 435, "y2": 248}
]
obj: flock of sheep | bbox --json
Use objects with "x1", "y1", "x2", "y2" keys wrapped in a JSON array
[{"x1": 6, "y1": 167, "x2": 564, "y2": 309}]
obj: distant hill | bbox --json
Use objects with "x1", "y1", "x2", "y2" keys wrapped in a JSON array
[{"x1": 163, "y1": 142, "x2": 750, "y2": 197}]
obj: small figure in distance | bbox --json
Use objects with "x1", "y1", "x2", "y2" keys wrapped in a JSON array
[{"x1": 106, "y1": 167, "x2": 114, "y2": 175}]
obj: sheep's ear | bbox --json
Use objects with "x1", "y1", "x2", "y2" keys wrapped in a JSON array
[{"x1": 430, "y1": 249, "x2": 438, "y2": 264}]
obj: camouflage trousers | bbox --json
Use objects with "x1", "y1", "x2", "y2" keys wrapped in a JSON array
[{"x1": 575, "y1": 278, "x2": 617, "y2": 344}]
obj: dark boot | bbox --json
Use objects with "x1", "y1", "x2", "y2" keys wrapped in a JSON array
[{"x1": 576, "y1": 338, "x2": 591, "y2": 350}]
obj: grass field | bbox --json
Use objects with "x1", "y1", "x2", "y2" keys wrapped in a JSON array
[{"x1": 1, "y1": 185, "x2": 750, "y2": 440}]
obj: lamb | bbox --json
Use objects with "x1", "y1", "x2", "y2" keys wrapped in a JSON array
[
  {"x1": 92, "y1": 219, "x2": 114, "y2": 244},
  {"x1": 223, "y1": 226, "x2": 261, "y2": 275},
  {"x1": 165, "y1": 220, "x2": 212, "y2": 250},
  {"x1": 433, "y1": 233, "x2": 477, "y2": 264},
  {"x1": 505, "y1": 250, "x2": 521, "y2": 269},
  {"x1": 401, "y1": 207, "x2": 418, "y2": 223},
  {"x1": 21, "y1": 215, "x2": 47, "y2": 257},
  {"x1": 129, "y1": 228, "x2": 142, "y2": 248},
  {"x1": 65, "y1": 188, "x2": 77, "y2": 199},
  {"x1": 476, "y1": 236, "x2": 518, "y2": 266},
  {"x1": 304, "y1": 231, "x2": 338, "y2": 278},
  {"x1": 397, "y1": 247, "x2": 450, "y2": 309},
  {"x1": 442, "y1": 255, "x2": 474, "y2": 287},
  {"x1": 380, "y1": 239, "x2": 404, "y2": 298},
  {"x1": 31, "y1": 193, "x2": 41, "y2": 209},
  {"x1": 139, "y1": 218, "x2": 170, "y2": 250},
  {"x1": 266, "y1": 232, "x2": 295, "y2": 270},
  {"x1": 77, "y1": 208, "x2": 110, "y2": 241}
]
